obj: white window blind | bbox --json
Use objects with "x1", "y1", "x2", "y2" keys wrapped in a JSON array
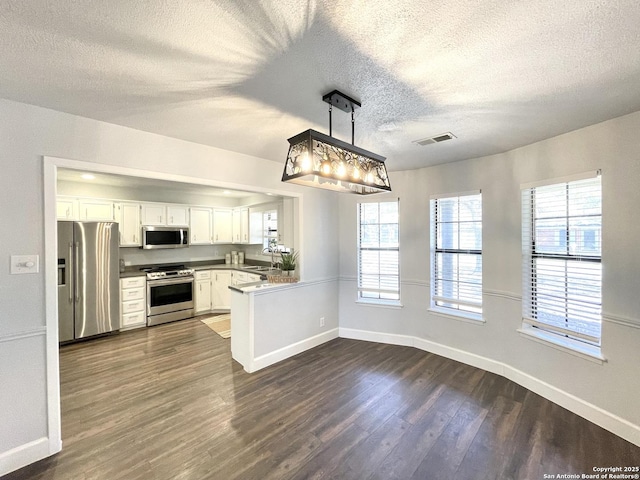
[
  {"x1": 430, "y1": 193, "x2": 482, "y2": 315},
  {"x1": 521, "y1": 175, "x2": 602, "y2": 345},
  {"x1": 357, "y1": 201, "x2": 400, "y2": 302}
]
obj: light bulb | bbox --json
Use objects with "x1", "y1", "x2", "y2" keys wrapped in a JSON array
[
  {"x1": 352, "y1": 167, "x2": 360, "y2": 179},
  {"x1": 300, "y1": 152, "x2": 311, "y2": 172},
  {"x1": 365, "y1": 172, "x2": 374, "y2": 184},
  {"x1": 321, "y1": 160, "x2": 331, "y2": 174},
  {"x1": 337, "y1": 162, "x2": 346, "y2": 177}
]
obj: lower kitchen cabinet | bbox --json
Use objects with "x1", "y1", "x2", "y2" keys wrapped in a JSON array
[
  {"x1": 120, "y1": 276, "x2": 147, "y2": 330},
  {"x1": 212, "y1": 271, "x2": 232, "y2": 310},
  {"x1": 231, "y1": 271, "x2": 261, "y2": 286},
  {"x1": 195, "y1": 270, "x2": 213, "y2": 313},
  {"x1": 195, "y1": 269, "x2": 232, "y2": 313}
]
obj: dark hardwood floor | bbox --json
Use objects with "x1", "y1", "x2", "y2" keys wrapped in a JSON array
[{"x1": 6, "y1": 319, "x2": 639, "y2": 479}]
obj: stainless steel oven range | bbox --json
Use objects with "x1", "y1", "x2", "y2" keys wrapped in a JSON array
[{"x1": 143, "y1": 264, "x2": 195, "y2": 326}]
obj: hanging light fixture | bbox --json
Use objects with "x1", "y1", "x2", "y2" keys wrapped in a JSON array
[{"x1": 281, "y1": 90, "x2": 391, "y2": 195}]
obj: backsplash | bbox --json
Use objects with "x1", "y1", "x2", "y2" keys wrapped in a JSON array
[
  {"x1": 120, "y1": 244, "x2": 288, "y2": 267},
  {"x1": 120, "y1": 244, "x2": 239, "y2": 266}
]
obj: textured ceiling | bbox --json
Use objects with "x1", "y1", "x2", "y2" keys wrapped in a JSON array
[{"x1": 1, "y1": 0, "x2": 640, "y2": 171}]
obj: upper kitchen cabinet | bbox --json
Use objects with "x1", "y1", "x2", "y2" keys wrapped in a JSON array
[
  {"x1": 278, "y1": 198, "x2": 294, "y2": 247},
  {"x1": 190, "y1": 207, "x2": 213, "y2": 245},
  {"x1": 78, "y1": 199, "x2": 115, "y2": 221},
  {"x1": 248, "y1": 199, "x2": 294, "y2": 249},
  {"x1": 166, "y1": 205, "x2": 189, "y2": 226},
  {"x1": 142, "y1": 203, "x2": 189, "y2": 226},
  {"x1": 56, "y1": 196, "x2": 115, "y2": 221},
  {"x1": 213, "y1": 208, "x2": 232, "y2": 243},
  {"x1": 141, "y1": 203, "x2": 165, "y2": 226},
  {"x1": 56, "y1": 196, "x2": 78, "y2": 220},
  {"x1": 232, "y1": 207, "x2": 249, "y2": 244},
  {"x1": 115, "y1": 203, "x2": 141, "y2": 247}
]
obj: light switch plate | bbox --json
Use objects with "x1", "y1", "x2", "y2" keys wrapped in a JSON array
[{"x1": 11, "y1": 255, "x2": 40, "y2": 274}]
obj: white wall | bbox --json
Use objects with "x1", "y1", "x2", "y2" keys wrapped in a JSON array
[
  {"x1": 338, "y1": 110, "x2": 640, "y2": 445},
  {"x1": 0, "y1": 98, "x2": 339, "y2": 475}
]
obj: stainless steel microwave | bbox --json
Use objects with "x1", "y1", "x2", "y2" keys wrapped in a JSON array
[{"x1": 142, "y1": 226, "x2": 189, "y2": 249}]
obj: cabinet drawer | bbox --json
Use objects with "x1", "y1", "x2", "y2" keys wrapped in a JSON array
[
  {"x1": 121, "y1": 286, "x2": 145, "y2": 301},
  {"x1": 195, "y1": 270, "x2": 212, "y2": 280},
  {"x1": 122, "y1": 311, "x2": 146, "y2": 328},
  {"x1": 122, "y1": 299, "x2": 145, "y2": 315},
  {"x1": 120, "y1": 276, "x2": 146, "y2": 289}
]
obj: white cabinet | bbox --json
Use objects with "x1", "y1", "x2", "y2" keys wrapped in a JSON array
[
  {"x1": 79, "y1": 199, "x2": 115, "y2": 221},
  {"x1": 213, "y1": 209, "x2": 233, "y2": 243},
  {"x1": 57, "y1": 196, "x2": 119, "y2": 222},
  {"x1": 142, "y1": 203, "x2": 189, "y2": 226},
  {"x1": 232, "y1": 271, "x2": 261, "y2": 286},
  {"x1": 195, "y1": 270, "x2": 213, "y2": 314},
  {"x1": 115, "y1": 203, "x2": 141, "y2": 247},
  {"x1": 279, "y1": 198, "x2": 294, "y2": 247},
  {"x1": 190, "y1": 207, "x2": 213, "y2": 245},
  {"x1": 232, "y1": 207, "x2": 249, "y2": 244},
  {"x1": 247, "y1": 201, "x2": 293, "y2": 249},
  {"x1": 249, "y1": 208, "x2": 263, "y2": 245},
  {"x1": 120, "y1": 276, "x2": 147, "y2": 330},
  {"x1": 195, "y1": 270, "x2": 232, "y2": 312},
  {"x1": 57, "y1": 197, "x2": 78, "y2": 220},
  {"x1": 212, "y1": 271, "x2": 232, "y2": 310},
  {"x1": 141, "y1": 203, "x2": 166, "y2": 226},
  {"x1": 167, "y1": 205, "x2": 189, "y2": 226}
]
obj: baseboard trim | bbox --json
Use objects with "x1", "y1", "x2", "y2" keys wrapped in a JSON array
[
  {"x1": 0, "y1": 437, "x2": 52, "y2": 477},
  {"x1": 338, "y1": 327, "x2": 640, "y2": 447},
  {"x1": 249, "y1": 328, "x2": 339, "y2": 373}
]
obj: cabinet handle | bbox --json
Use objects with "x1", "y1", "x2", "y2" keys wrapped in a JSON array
[{"x1": 133, "y1": 234, "x2": 136, "y2": 242}]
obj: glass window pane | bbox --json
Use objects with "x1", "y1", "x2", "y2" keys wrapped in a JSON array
[
  {"x1": 357, "y1": 201, "x2": 400, "y2": 303},
  {"x1": 361, "y1": 203, "x2": 379, "y2": 224},
  {"x1": 432, "y1": 193, "x2": 482, "y2": 315},
  {"x1": 524, "y1": 176, "x2": 601, "y2": 346}
]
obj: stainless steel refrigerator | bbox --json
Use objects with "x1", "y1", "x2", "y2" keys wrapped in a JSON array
[{"x1": 57, "y1": 221, "x2": 120, "y2": 342}]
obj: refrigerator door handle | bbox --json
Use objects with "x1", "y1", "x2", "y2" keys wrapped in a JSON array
[
  {"x1": 68, "y1": 242, "x2": 74, "y2": 303},
  {"x1": 74, "y1": 242, "x2": 80, "y2": 303}
]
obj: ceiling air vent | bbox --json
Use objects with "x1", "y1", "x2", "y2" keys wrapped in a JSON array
[{"x1": 414, "y1": 132, "x2": 456, "y2": 146}]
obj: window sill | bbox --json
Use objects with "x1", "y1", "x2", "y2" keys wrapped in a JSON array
[
  {"x1": 517, "y1": 325, "x2": 606, "y2": 364},
  {"x1": 427, "y1": 307, "x2": 485, "y2": 324},
  {"x1": 356, "y1": 299, "x2": 403, "y2": 309}
]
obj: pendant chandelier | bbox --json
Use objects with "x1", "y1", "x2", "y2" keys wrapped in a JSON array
[{"x1": 281, "y1": 90, "x2": 391, "y2": 195}]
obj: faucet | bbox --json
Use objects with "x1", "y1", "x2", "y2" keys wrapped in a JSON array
[{"x1": 261, "y1": 247, "x2": 280, "y2": 269}]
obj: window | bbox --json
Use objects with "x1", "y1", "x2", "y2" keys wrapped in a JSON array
[
  {"x1": 357, "y1": 201, "x2": 400, "y2": 303},
  {"x1": 521, "y1": 174, "x2": 602, "y2": 347},
  {"x1": 430, "y1": 192, "x2": 482, "y2": 317}
]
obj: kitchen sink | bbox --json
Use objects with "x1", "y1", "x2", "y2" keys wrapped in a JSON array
[{"x1": 240, "y1": 265, "x2": 273, "y2": 272}]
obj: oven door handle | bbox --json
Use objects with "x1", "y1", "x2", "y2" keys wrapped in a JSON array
[{"x1": 147, "y1": 277, "x2": 194, "y2": 287}]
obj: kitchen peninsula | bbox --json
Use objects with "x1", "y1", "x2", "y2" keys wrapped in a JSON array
[{"x1": 230, "y1": 279, "x2": 339, "y2": 373}]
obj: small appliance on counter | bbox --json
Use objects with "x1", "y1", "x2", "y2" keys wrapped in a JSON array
[
  {"x1": 225, "y1": 253, "x2": 231, "y2": 264},
  {"x1": 238, "y1": 252, "x2": 245, "y2": 264},
  {"x1": 57, "y1": 221, "x2": 120, "y2": 343}
]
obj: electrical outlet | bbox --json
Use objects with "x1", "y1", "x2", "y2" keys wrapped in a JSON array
[{"x1": 320, "y1": 317, "x2": 325, "y2": 327}]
